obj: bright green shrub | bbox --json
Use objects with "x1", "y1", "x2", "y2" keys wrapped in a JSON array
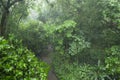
[
  {"x1": 54, "y1": 20, "x2": 76, "y2": 54},
  {"x1": 105, "y1": 46, "x2": 120, "y2": 79},
  {"x1": 55, "y1": 64, "x2": 92, "y2": 80},
  {"x1": 0, "y1": 36, "x2": 49, "y2": 80}
]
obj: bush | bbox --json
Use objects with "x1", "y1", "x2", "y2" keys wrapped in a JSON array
[
  {"x1": 54, "y1": 61, "x2": 109, "y2": 80},
  {"x1": 105, "y1": 46, "x2": 120, "y2": 79},
  {"x1": 0, "y1": 36, "x2": 49, "y2": 80}
]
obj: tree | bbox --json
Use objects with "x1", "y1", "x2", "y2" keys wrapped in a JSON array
[{"x1": 0, "y1": 0, "x2": 23, "y2": 36}]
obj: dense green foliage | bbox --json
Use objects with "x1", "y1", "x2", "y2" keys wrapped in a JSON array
[
  {"x1": 0, "y1": 0, "x2": 120, "y2": 80},
  {"x1": 51, "y1": 0, "x2": 120, "y2": 79},
  {"x1": 16, "y1": 20, "x2": 48, "y2": 54},
  {"x1": 0, "y1": 35, "x2": 49, "y2": 80}
]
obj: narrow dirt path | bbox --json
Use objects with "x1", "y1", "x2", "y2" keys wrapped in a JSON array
[
  {"x1": 41, "y1": 45, "x2": 58, "y2": 80},
  {"x1": 42, "y1": 56, "x2": 57, "y2": 80}
]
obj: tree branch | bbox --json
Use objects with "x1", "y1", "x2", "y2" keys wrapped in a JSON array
[
  {"x1": 0, "y1": 0, "x2": 6, "y2": 9},
  {"x1": 8, "y1": 0, "x2": 23, "y2": 8},
  {"x1": 7, "y1": 0, "x2": 11, "y2": 8}
]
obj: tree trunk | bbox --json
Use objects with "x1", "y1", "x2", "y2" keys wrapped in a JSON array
[
  {"x1": 0, "y1": 10, "x2": 9, "y2": 36},
  {"x1": 0, "y1": 0, "x2": 23, "y2": 36}
]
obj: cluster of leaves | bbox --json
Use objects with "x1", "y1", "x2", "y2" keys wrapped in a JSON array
[
  {"x1": 53, "y1": 20, "x2": 90, "y2": 58},
  {"x1": 53, "y1": 57, "x2": 110, "y2": 80},
  {"x1": 54, "y1": 20, "x2": 77, "y2": 53},
  {"x1": 102, "y1": 0, "x2": 120, "y2": 47},
  {"x1": 68, "y1": 35, "x2": 90, "y2": 56},
  {"x1": 105, "y1": 46, "x2": 120, "y2": 79},
  {"x1": 0, "y1": 35, "x2": 49, "y2": 80}
]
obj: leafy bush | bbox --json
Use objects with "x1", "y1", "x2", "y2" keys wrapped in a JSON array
[
  {"x1": 0, "y1": 36, "x2": 49, "y2": 80},
  {"x1": 54, "y1": 61, "x2": 109, "y2": 80},
  {"x1": 105, "y1": 46, "x2": 120, "y2": 79},
  {"x1": 15, "y1": 20, "x2": 48, "y2": 55}
]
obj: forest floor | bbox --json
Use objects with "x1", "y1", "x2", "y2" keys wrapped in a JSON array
[{"x1": 41, "y1": 45, "x2": 58, "y2": 80}]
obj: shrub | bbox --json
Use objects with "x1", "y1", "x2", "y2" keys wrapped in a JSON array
[
  {"x1": 0, "y1": 36, "x2": 49, "y2": 80},
  {"x1": 105, "y1": 46, "x2": 120, "y2": 79}
]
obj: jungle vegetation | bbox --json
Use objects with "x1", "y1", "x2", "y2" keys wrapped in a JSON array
[{"x1": 0, "y1": 0, "x2": 120, "y2": 80}]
